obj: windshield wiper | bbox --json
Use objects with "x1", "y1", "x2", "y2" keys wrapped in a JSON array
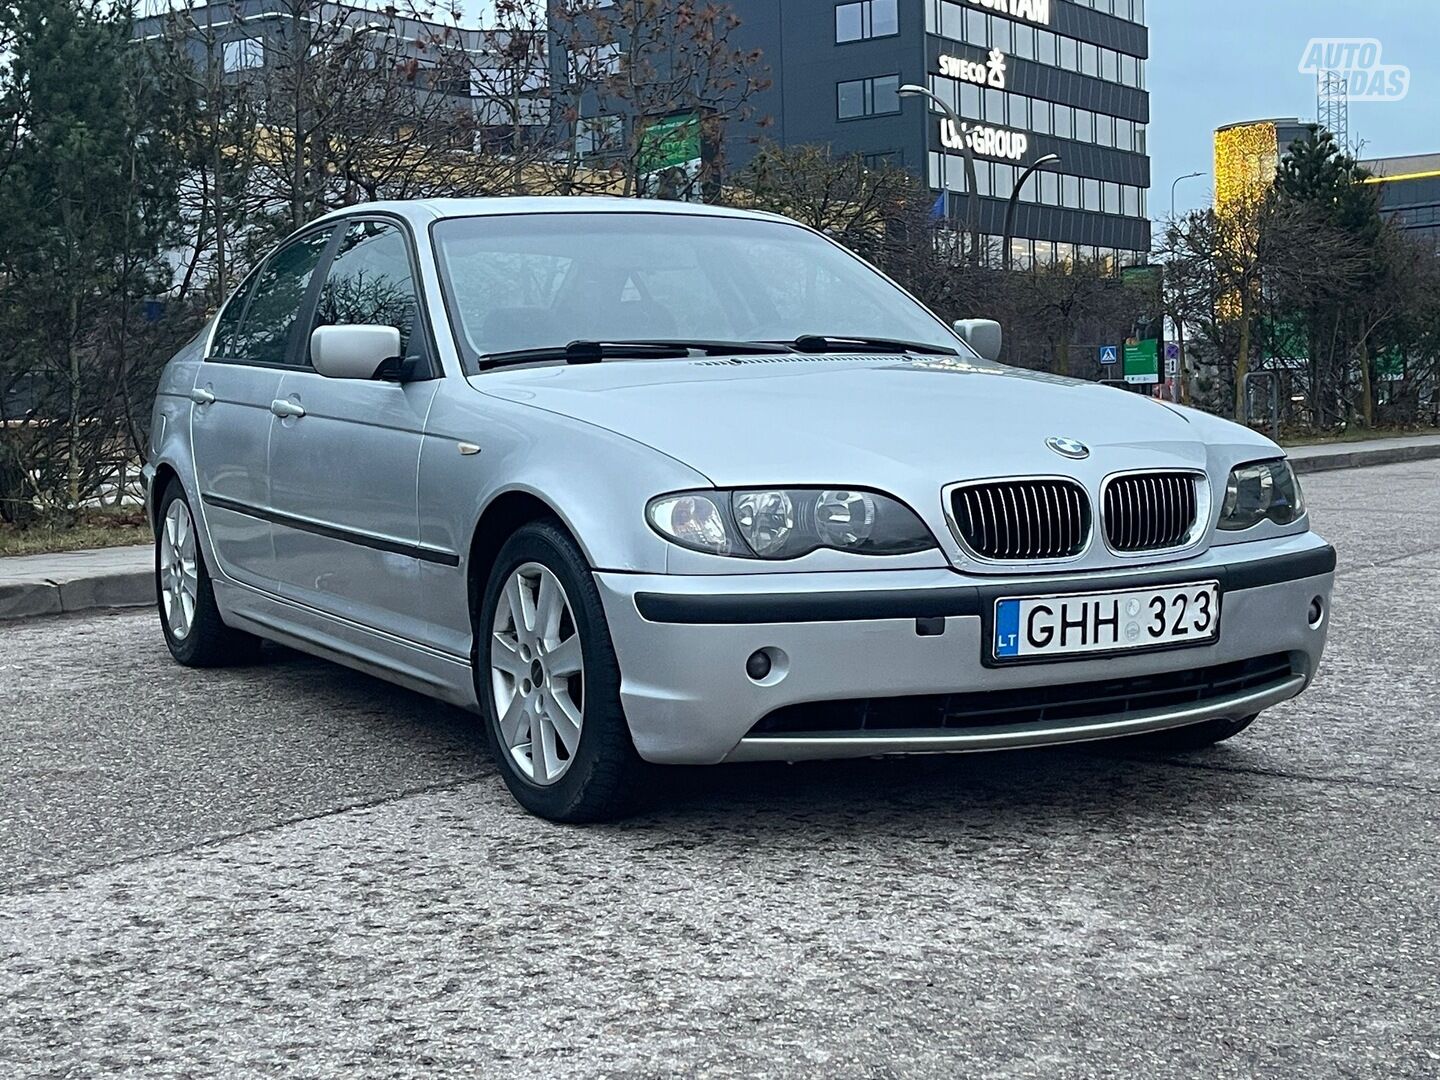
[
  {"x1": 629, "y1": 339, "x2": 796, "y2": 355},
  {"x1": 780, "y1": 335, "x2": 958, "y2": 356},
  {"x1": 477, "y1": 341, "x2": 684, "y2": 370},
  {"x1": 476, "y1": 339, "x2": 795, "y2": 370}
]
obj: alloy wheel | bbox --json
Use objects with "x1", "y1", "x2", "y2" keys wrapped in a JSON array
[
  {"x1": 489, "y1": 562, "x2": 585, "y2": 785},
  {"x1": 159, "y1": 498, "x2": 199, "y2": 641}
]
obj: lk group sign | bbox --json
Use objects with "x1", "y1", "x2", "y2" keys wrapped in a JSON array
[{"x1": 938, "y1": 118, "x2": 1030, "y2": 163}]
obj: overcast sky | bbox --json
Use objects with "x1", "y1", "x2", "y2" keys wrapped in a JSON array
[{"x1": 1150, "y1": 0, "x2": 1436, "y2": 217}]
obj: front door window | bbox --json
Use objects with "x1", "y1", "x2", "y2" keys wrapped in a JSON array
[{"x1": 311, "y1": 221, "x2": 422, "y2": 362}]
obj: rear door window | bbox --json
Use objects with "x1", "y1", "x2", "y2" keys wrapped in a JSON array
[
  {"x1": 222, "y1": 229, "x2": 333, "y2": 366},
  {"x1": 209, "y1": 270, "x2": 260, "y2": 359}
]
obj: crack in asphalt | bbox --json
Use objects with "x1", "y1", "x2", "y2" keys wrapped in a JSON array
[
  {"x1": 0, "y1": 772, "x2": 489, "y2": 900},
  {"x1": 1333, "y1": 541, "x2": 1440, "y2": 578},
  {"x1": 1144, "y1": 755, "x2": 1438, "y2": 796},
  {"x1": 9, "y1": 750, "x2": 1433, "y2": 903}
]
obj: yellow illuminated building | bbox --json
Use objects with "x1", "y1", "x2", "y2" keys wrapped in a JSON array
[
  {"x1": 1214, "y1": 120, "x2": 1281, "y2": 217},
  {"x1": 1212, "y1": 118, "x2": 1317, "y2": 317}
]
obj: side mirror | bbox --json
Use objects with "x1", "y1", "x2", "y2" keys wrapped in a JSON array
[
  {"x1": 953, "y1": 319, "x2": 1002, "y2": 363},
  {"x1": 310, "y1": 324, "x2": 402, "y2": 380}
]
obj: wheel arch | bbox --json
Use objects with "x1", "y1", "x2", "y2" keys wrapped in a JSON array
[
  {"x1": 150, "y1": 462, "x2": 184, "y2": 530},
  {"x1": 465, "y1": 490, "x2": 587, "y2": 650}
]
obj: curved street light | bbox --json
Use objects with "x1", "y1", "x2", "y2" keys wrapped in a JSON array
[
  {"x1": 898, "y1": 83, "x2": 980, "y2": 265},
  {"x1": 1170, "y1": 170, "x2": 1205, "y2": 219},
  {"x1": 1001, "y1": 152, "x2": 1061, "y2": 272}
]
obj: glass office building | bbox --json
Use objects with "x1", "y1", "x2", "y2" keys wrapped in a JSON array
[
  {"x1": 1362, "y1": 153, "x2": 1440, "y2": 253},
  {"x1": 726, "y1": 0, "x2": 1152, "y2": 268}
]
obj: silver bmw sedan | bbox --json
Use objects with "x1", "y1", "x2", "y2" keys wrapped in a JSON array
[{"x1": 143, "y1": 198, "x2": 1334, "y2": 821}]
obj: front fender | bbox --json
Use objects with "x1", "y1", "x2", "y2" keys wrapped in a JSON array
[
  {"x1": 414, "y1": 387, "x2": 709, "y2": 662},
  {"x1": 419, "y1": 387, "x2": 711, "y2": 574}
]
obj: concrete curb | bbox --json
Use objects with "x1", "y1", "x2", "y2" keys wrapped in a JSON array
[
  {"x1": 0, "y1": 574, "x2": 155, "y2": 620},
  {"x1": 1287, "y1": 439, "x2": 1440, "y2": 475},
  {"x1": 0, "y1": 545, "x2": 155, "y2": 622}
]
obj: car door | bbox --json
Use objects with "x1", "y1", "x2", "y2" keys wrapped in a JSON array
[
  {"x1": 267, "y1": 217, "x2": 441, "y2": 641},
  {"x1": 190, "y1": 228, "x2": 334, "y2": 587}
]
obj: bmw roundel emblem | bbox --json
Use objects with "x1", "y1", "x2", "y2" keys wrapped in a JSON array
[{"x1": 1046, "y1": 436, "x2": 1090, "y2": 460}]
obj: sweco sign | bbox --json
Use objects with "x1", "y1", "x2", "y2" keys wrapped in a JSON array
[
  {"x1": 934, "y1": 49, "x2": 1026, "y2": 160},
  {"x1": 965, "y1": 0, "x2": 1051, "y2": 26},
  {"x1": 938, "y1": 48, "x2": 1007, "y2": 89}
]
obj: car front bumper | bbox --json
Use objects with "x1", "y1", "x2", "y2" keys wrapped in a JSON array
[{"x1": 595, "y1": 533, "x2": 1335, "y2": 765}]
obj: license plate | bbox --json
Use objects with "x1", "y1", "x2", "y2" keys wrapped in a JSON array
[{"x1": 992, "y1": 581, "x2": 1220, "y2": 661}]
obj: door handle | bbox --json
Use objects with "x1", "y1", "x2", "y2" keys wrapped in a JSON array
[
  {"x1": 190, "y1": 388, "x2": 216, "y2": 405},
  {"x1": 270, "y1": 399, "x2": 306, "y2": 419}
]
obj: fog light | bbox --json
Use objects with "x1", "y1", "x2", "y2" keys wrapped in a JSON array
[
  {"x1": 745, "y1": 650, "x2": 772, "y2": 680},
  {"x1": 1308, "y1": 596, "x2": 1325, "y2": 628}
]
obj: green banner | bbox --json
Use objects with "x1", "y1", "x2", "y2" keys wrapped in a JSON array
[
  {"x1": 1124, "y1": 339, "x2": 1159, "y2": 385},
  {"x1": 637, "y1": 112, "x2": 701, "y2": 175}
]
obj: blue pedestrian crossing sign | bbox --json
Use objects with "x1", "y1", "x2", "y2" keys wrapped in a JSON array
[{"x1": 1099, "y1": 345, "x2": 1119, "y2": 365}]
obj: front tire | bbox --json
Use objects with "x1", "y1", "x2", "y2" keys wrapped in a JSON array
[
  {"x1": 478, "y1": 520, "x2": 644, "y2": 822},
  {"x1": 155, "y1": 482, "x2": 262, "y2": 668}
]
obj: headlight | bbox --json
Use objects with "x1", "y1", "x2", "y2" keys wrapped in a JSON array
[
  {"x1": 647, "y1": 488, "x2": 935, "y2": 559},
  {"x1": 646, "y1": 492, "x2": 736, "y2": 555},
  {"x1": 733, "y1": 489, "x2": 795, "y2": 557},
  {"x1": 1218, "y1": 459, "x2": 1305, "y2": 531}
]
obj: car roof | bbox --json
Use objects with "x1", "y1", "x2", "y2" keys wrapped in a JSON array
[{"x1": 311, "y1": 196, "x2": 793, "y2": 229}]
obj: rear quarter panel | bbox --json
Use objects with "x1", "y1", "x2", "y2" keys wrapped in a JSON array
[{"x1": 146, "y1": 329, "x2": 208, "y2": 528}]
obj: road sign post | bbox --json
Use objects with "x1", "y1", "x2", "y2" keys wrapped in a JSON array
[{"x1": 1163, "y1": 341, "x2": 1182, "y2": 401}]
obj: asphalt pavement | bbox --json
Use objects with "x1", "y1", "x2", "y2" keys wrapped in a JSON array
[{"x1": 1, "y1": 461, "x2": 1438, "y2": 1078}]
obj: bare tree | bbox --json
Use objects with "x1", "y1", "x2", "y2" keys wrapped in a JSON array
[
  {"x1": 1165, "y1": 194, "x2": 1370, "y2": 422},
  {"x1": 1013, "y1": 257, "x2": 1139, "y2": 376},
  {"x1": 552, "y1": 0, "x2": 771, "y2": 200},
  {"x1": 1153, "y1": 213, "x2": 1214, "y2": 405},
  {"x1": 150, "y1": 2, "x2": 267, "y2": 306},
  {"x1": 450, "y1": 0, "x2": 553, "y2": 194},
  {"x1": 731, "y1": 143, "x2": 930, "y2": 262}
]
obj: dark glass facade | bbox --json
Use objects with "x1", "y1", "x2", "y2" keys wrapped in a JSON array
[
  {"x1": 1362, "y1": 153, "x2": 1440, "y2": 253},
  {"x1": 726, "y1": 0, "x2": 1152, "y2": 267}
]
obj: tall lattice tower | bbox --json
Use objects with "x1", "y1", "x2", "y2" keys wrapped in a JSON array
[{"x1": 1317, "y1": 70, "x2": 1350, "y2": 153}]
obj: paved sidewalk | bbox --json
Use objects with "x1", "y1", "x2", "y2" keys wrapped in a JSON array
[
  {"x1": 1, "y1": 434, "x2": 1436, "y2": 622},
  {"x1": 0, "y1": 544, "x2": 152, "y2": 620},
  {"x1": 1284, "y1": 433, "x2": 1440, "y2": 474}
]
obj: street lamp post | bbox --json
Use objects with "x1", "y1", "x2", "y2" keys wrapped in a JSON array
[
  {"x1": 898, "y1": 83, "x2": 980, "y2": 265},
  {"x1": 1001, "y1": 153, "x2": 1061, "y2": 272},
  {"x1": 1170, "y1": 171, "x2": 1204, "y2": 219},
  {"x1": 354, "y1": 22, "x2": 393, "y2": 46},
  {"x1": 1166, "y1": 171, "x2": 1204, "y2": 407}
]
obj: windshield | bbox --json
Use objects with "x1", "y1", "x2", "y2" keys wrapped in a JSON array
[{"x1": 431, "y1": 211, "x2": 968, "y2": 370}]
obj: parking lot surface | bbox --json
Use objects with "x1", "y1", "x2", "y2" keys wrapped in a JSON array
[{"x1": 2, "y1": 461, "x2": 1438, "y2": 1078}]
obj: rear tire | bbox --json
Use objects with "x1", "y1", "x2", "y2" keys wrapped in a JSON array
[
  {"x1": 155, "y1": 482, "x2": 263, "y2": 668},
  {"x1": 1137, "y1": 712, "x2": 1260, "y2": 751},
  {"x1": 477, "y1": 520, "x2": 645, "y2": 822}
]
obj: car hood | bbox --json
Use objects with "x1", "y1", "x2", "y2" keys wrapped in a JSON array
[{"x1": 468, "y1": 353, "x2": 1267, "y2": 491}]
